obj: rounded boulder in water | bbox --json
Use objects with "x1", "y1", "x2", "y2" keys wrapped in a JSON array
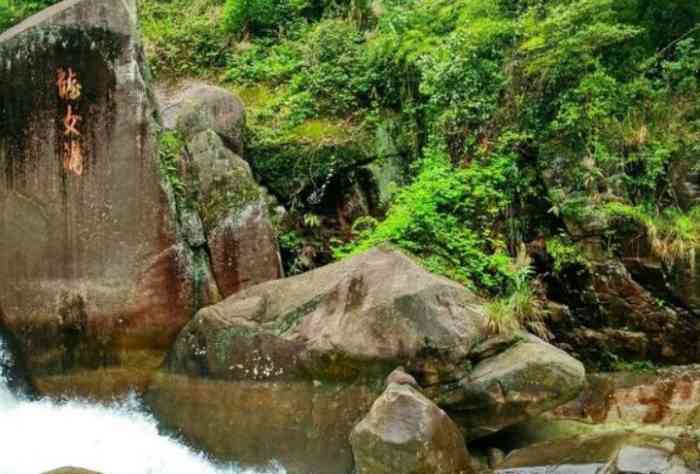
[{"x1": 41, "y1": 468, "x2": 103, "y2": 474}]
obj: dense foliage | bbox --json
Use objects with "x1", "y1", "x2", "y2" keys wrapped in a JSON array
[
  {"x1": 0, "y1": 0, "x2": 59, "y2": 30},
  {"x1": 5, "y1": 0, "x2": 698, "y2": 330},
  {"x1": 133, "y1": 0, "x2": 700, "y2": 302}
]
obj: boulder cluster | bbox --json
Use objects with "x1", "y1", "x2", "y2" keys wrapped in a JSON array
[{"x1": 3, "y1": 1, "x2": 699, "y2": 474}]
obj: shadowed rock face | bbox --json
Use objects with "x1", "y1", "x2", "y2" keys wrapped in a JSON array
[
  {"x1": 0, "y1": 0, "x2": 206, "y2": 398},
  {"x1": 146, "y1": 247, "x2": 585, "y2": 474}
]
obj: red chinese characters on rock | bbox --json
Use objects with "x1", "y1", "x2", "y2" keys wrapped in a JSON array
[{"x1": 56, "y1": 67, "x2": 84, "y2": 176}]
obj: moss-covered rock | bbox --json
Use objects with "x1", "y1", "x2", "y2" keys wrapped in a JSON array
[
  {"x1": 432, "y1": 333, "x2": 586, "y2": 440},
  {"x1": 183, "y1": 127, "x2": 283, "y2": 299},
  {"x1": 247, "y1": 118, "x2": 374, "y2": 204}
]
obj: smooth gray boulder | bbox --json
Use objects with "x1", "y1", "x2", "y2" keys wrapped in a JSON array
[
  {"x1": 175, "y1": 84, "x2": 245, "y2": 154},
  {"x1": 430, "y1": 334, "x2": 586, "y2": 439},
  {"x1": 350, "y1": 383, "x2": 474, "y2": 474}
]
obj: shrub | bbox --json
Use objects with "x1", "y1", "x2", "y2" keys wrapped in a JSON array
[
  {"x1": 337, "y1": 143, "x2": 519, "y2": 294},
  {"x1": 1, "y1": 0, "x2": 59, "y2": 31},
  {"x1": 139, "y1": 0, "x2": 229, "y2": 77},
  {"x1": 223, "y1": 0, "x2": 292, "y2": 37},
  {"x1": 485, "y1": 248, "x2": 541, "y2": 335}
]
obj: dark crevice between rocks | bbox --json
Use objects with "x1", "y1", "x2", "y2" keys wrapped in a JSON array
[{"x1": 156, "y1": 133, "x2": 220, "y2": 317}]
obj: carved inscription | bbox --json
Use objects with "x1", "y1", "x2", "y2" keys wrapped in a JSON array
[{"x1": 56, "y1": 67, "x2": 83, "y2": 176}]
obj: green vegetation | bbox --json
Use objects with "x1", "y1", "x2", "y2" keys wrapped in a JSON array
[
  {"x1": 138, "y1": 0, "x2": 229, "y2": 77},
  {"x1": 547, "y1": 236, "x2": 590, "y2": 275},
  {"x1": 0, "y1": 0, "x2": 59, "y2": 30},
  {"x1": 485, "y1": 249, "x2": 541, "y2": 335},
  {"x1": 610, "y1": 359, "x2": 657, "y2": 373},
  {"x1": 605, "y1": 203, "x2": 700, "y2": 266},
  {"x1": 158, "y1": 131, "x2": 187, "y2": 197},
  {"x1": 134, "y1": 0, "x2": 700, "y2": 302}
]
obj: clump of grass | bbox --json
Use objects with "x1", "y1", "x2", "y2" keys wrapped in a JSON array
[
  {"x1": 651, "y1": 207, "x2": 700, "y2": 270},
  {"x1": 605, "y1": 203, "x2": 700, "y2": 269},
  {"x1": 486, "y1": 247, "x2": 543, "y2": 336}
]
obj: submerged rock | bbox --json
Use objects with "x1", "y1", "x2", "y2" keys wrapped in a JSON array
[
  {"x1": 350, "y1": 383, "x2": 474, "y2": 474},
  {"x1": 146, "y1": 247, "x2": 584, "y2": 473}
]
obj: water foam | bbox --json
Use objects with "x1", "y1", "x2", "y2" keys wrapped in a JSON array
[{"x1": 0, "y1": 339, "x2": 284, "y2": 474}]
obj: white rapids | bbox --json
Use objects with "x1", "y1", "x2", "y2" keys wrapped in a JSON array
[{"x1": 0, "y1": 338, "x2": 285, "y2": 474}]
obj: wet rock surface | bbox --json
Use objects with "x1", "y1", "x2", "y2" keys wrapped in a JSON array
[{"x1": 601, "y1": 444, "x2": 697, "y2": 474}]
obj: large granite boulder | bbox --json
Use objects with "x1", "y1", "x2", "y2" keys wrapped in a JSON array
[
  {"x1": 350, "y1": 383, "x2": 474, "y2": 474},
  {"x1": 146, "y1": 247, "x2": 585, "y2": 474},
  {"x1": 0, "y1": 0, "x2": 215, "y2": 397}
]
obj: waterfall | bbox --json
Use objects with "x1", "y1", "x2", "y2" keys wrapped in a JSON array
[{"x1": 0, "y1": 338, "x2": 284, "y2": 474}]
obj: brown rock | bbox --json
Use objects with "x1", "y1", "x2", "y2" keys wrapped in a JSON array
[
  {"x1": 0, "y1": 0, "x2": 206, "y2": 398},
  {"x1": 184, "y1": 130, "x2": 282, "y2": 298},
  {"x1": 350, "y1": 383, "x2": 474, "y2": 474},
  {"x1": 551, "y1": 365, "x2": 700, "y2": 427}
]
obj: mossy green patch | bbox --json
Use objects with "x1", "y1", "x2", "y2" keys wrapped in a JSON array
[
  {"x1": 248, "y1": 119, "x2": 373, "y2": 203},
  {"x1": 232, "y1": 84, "x2": 276, "y2": 111},
  {"x1": 287, "y1": 119, "x2": 353, "y2": 144},
  {"x1": 197, "y1": 166, "x2": 262, "y2": 230},
  {"x1": 275, "y1": 296, "x2": 323, "y2": 336}
]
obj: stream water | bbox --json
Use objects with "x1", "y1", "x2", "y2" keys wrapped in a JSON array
[{"x1": 0, "y1": 338, "x2": 285, "y2": 474}]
